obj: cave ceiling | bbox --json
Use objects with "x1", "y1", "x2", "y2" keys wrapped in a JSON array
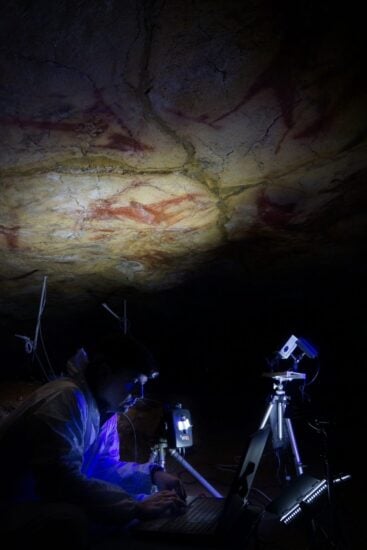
[{"x1": 0, "y1": 0, "x2": 366, "y2": 325}]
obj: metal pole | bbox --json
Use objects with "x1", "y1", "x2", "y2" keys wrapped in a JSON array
[{"x1": 168, "y1": 449, "x2": 223, "y2": 498}]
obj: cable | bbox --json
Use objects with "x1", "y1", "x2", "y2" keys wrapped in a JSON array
[
  {"x1": 305, "y1": 360, "x2": 320, "y2": 386},
  {"x1": 32, "y1": 276, "x2": 47, "y2": 365},
  {"x1": 34, "y1": 351, "x2": 50, "y2": 383},
  {"x1": 176, "y1": 470, "x2": 198, "y2": 485},
  {"x1": 122, "y1": 412, "x2": 138, "y2": 462},
  {"x1": 215, "y1": 464, "x2": 237, "y2": 472},
  {"x1": 39, "y1": 324, "x2": 57, "y2": 379},
  {"x1": 250, "y1": 486, "x2": 272, "y2": 503},
  {"x1": 139, "y1": 397, "x2": 163, "y2": 407}
]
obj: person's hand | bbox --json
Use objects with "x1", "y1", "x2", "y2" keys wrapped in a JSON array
[
  {"x1": 136, "y1": 490, "x2": 186, "y2": 519},
  {"x1": 152, "y1": 470, "x2": 187, "y2": 501}
]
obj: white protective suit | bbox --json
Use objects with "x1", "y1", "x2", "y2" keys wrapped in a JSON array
[{"x1": 0, "y1": 357, "x2": 160, "y2": 524}]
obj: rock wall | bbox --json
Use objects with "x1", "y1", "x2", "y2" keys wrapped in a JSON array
[{"x1": 0, "y1": 0, "x2": 366, "y2": 319}]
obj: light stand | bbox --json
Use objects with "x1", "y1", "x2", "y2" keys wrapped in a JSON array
[
  {"x1": 149, "y1": 404, "x2": 223, "y2": 498},
  {"x1": 149, "y1": 439, "x2": 223, "y2": 498}
]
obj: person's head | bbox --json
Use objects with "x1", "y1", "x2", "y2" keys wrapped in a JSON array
[{"x1": 84, "y1": 332, "x2": 156, "y2": 414}]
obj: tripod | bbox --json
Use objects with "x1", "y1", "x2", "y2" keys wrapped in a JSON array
[
  {"x1": 259, "y1": 370, "x2": 306, "y2": 478},
  {"x1": 149, "y1": 407, "x2": 223, "y2": 498},
  {"x1": 149, "y1": 438, "x2": 223, "y2": 497}
]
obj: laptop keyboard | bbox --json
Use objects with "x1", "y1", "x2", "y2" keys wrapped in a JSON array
[{"x1": 160, "y1": 497, "x2": 225, "y2": 534}]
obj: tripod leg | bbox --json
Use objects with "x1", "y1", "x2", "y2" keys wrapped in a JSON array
[
  {"x1": 168, "y1": 449, "x2": 223, "y2": 498},
  {"x1": 259, "y1": 401, "x2": 274, "y2": 429},
  {"x1": 278, "y1": 401, "x2": 284, "y2": 441},
  {"x1": 285, "y1": 417, "x2": 304, "y2": 475}
]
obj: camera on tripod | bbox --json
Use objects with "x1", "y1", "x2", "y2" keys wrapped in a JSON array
[
  {"x1": 260, "y1": 334, "x2": 320, "y2": 478},
  {"x1": 278, "y1": 335, "x2": 318, "y2": 364}
]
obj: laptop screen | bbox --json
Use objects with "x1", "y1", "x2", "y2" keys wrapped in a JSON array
[
  {"x1": 215, "y1": 426, "x2": 269, "y2": 533},
  {"x1": 228, "y1": 426, "x2": 270, "y2": 504}
]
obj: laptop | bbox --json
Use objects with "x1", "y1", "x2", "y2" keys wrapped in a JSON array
[{"x1": 131, "y1": 427, "x2": 270, "y2": 546}]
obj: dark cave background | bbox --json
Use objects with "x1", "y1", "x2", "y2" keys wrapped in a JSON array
[{"x1": 1, "y1": 258, "x2": 364, "y2": 486}]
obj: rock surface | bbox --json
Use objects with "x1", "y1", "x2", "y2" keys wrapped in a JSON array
[{"x1": 0, "y1": 0, "x2": 366, "y2": 321}]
